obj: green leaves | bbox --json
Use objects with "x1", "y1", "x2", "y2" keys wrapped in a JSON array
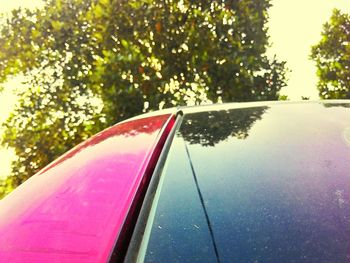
[
  {"x1": 311, "y1": 9, "x2": 350, "y2": 99},
  {"x1": 120, "y1": 39, "x2": 129, "y2": 49},
  {"x1": 51, "y1": 20, "x2": 63, "y2": 31}
]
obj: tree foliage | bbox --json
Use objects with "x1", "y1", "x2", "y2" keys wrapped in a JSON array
[
  {"x1": 0, "y1": 0, "x2": 287, "y2": 196},
  {"x1": 180, "y1": 107, "x2": 268, "y2": 146},
  {"x1": 311, "y1": 9, "x2": 350, "y2": 99}
]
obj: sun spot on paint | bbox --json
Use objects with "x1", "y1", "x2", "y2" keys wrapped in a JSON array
[{"x1": 343, "y1": 127, "x2": 350, "y2": 147}]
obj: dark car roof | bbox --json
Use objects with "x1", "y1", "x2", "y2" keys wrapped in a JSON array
[{"x1": 129, "y1": 101, "x2": 350, "y2": 263}]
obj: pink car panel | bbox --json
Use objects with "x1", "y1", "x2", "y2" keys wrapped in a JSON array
[{"x1": 0, "y1": 113, "x2": 175, "y2": 263}]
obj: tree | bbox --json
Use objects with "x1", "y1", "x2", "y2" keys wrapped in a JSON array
[
  {"x1": 311, "y1": 9, "x2": 350, "y2": 99},
  {"x1": 278, "y1": 94, "x2": 289, "y2": 101},
  {"x1": 180, "y1": 107, "x2": 268, "y2": 146},
  {"x1": 0, "y1": 0, "x2": 287, "y2": 196}
]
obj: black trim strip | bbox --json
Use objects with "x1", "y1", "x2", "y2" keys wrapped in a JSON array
[
  {"x1": 108, "y1": 114, "x2": 178, "y2": 263},
  {"x1": 123, "y1": 111, "x2": 183, "y2": 263},
  {"x1": 184, "y1": 141, "x2": 221, "y2": 263}
]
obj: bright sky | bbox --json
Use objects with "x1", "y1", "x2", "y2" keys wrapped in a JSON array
[
  {"x1": 268, "y1": 0, "x2": 350, "y2": 100},
  {"x1": 0, "y1": 0, "x2": 350, "y2": 177},
  {"x1": 0, "y1": 0, "x2": 43, "y2": 13}
]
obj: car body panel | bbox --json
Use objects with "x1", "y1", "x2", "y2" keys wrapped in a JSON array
[
  {"x1": 132, "y1": 102, "x2": 350, "y2": 262},
  {"x1": 0, "y1": 113, "x2": 175, "y2": 263},
  {"x1": 1, "y1": 100, "x2": 350, "y2": 262}
]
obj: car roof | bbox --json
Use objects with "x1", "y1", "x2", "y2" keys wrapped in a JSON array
[
  {"x1": 1, "y1": 100, "x2": 350, "y2": 262},
  {"x1": 129, "y1": 101, "x2": 350, "y2": 262},
  {"x1": 129, "y1": 99, "x2": 350, "y2": 119}
]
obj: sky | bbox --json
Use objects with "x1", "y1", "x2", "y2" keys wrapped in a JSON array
[
  {"x1": 267, "y1": 0, "x2": 350, "y2": 100},
  {"x1": 0, "y1": 0, "x2": 350, "y2": 177}
]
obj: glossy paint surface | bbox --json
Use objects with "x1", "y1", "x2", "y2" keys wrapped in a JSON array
[
  {"x1": 139, "y1": 102, "x2": 350, "y2": 262},
  {"x1": 0, "y1": 113, "x2": 174, "y2": 263}
]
